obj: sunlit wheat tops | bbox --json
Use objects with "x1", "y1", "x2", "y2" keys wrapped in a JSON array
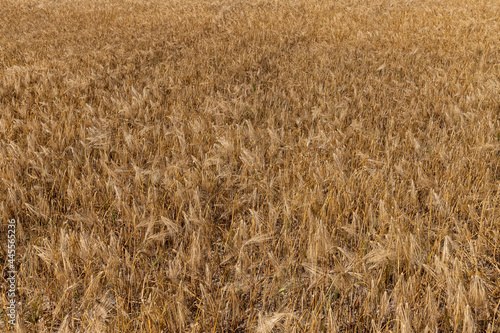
[{"x1": 0, "y1": 0, "x2": 499, "y2": 331}]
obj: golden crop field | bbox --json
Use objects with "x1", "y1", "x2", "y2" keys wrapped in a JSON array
[{"x1": 1, "y1": 0, "x2": 499, "y2": 331}]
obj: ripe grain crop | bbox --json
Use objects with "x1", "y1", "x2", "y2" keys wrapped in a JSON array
[{"x1": 1, "y1": 0, "x2": 499, "y2": 331}]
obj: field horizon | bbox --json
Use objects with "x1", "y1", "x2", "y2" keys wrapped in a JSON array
[{"x1": 1, "y1": 0, "x2": 499, "y2": 331}]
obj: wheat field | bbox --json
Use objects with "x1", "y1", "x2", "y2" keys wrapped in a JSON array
[{"x1": 1, "y1": 0, "x2": 499, "y2": 331}]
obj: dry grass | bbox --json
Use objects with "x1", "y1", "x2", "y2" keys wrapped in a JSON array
[{"x1": 1, "y1": 0, "x2": 499, "y2": 331}]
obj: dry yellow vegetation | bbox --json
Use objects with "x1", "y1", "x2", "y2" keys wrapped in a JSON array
[{"x1": 1, "y1": 0, "x2": 499, "y2": 331}]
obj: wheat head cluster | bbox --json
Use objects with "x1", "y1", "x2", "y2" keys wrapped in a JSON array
[{"x1": 0, "y1": 0, "x2": 499, "y2": 331}]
